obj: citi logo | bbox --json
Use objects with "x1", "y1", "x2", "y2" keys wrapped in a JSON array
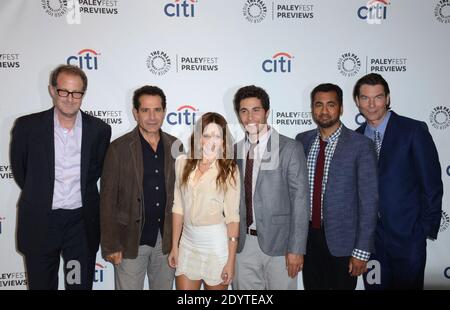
[
  {"x1": 164, "y1": 0, "x2": 196, "y2": 17},
  {"x1": 358, "y1": 0, "x2": 390, "y2": 24},
  {"x1": 262, "y1": 52, "x2": 293, "y2": 73},
  {"x1": 94, "y1": 263, "x2": 106, "y2": 283},
  {"x1": 167, "y1": 105, "x2": 198, "y2": 125},
  {"x1": 0, "y1": 216, "x2": 5, "y2": 235},
  {"x1": 67, "y1": 49, "x2": 100, "y2": 70}
]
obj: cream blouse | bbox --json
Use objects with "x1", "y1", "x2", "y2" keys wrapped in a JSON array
[{"x1": 172, "y1": 154, "x2": 240, "y2": 226}]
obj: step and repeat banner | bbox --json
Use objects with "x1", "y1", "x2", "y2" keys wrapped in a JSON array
[{"x1": 0, "y1": 0, "x2": 449, "y2": 289}]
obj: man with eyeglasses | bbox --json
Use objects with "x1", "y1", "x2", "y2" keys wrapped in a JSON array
[{"x1": 10, "y1": 64, "x2": 111, "y2": 290}]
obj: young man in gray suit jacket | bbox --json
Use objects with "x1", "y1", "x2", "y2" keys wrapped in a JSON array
[
  {"x1": 296, "y1": 83, "x2": 378, "y2": 290},
  {"x1": 233, "y1": 85, "x2": 310, "y2": 290}
]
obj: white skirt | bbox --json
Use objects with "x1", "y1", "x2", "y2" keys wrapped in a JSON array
[{"x1": 176, "y1": 223, "x2": 228, "y2": 286}]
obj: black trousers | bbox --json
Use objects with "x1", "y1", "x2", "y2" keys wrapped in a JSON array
[
  {"x1": 303, "y1": 225, "x2": 357, "y2": 290},
  {"x1": 24, "y1": 208, "x2": 96, "y2": 290}
]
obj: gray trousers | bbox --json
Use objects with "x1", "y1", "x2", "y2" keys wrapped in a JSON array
[
  {"x1": 114, "y1": 233, "x2": 175, "y2": 290},
  {"x1": 233, "y1": 234, "x2": 297, "y2": 290}
]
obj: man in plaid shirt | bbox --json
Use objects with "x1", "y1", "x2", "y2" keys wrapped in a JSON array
[{"x1": 296, "y1": 83, "x2": 378, "y2": 290}]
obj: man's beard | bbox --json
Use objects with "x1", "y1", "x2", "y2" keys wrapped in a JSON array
[{"x1": 314, "y1": 116, "x2": 339, "y2": 129}]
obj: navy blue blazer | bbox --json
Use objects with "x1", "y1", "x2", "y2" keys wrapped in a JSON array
[
  {"x1": 296, "y1": 125, "x2": 378, "y2": 257},
  {"x1": 356, "y1": 111, "x2": 443, "y2": 257},
  {"x1": 10, "y1": 107, "x2": 111, "y2": 255}
]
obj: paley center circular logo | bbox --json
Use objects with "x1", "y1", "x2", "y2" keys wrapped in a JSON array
[
  {"x1": 337, "y1": 52, "x2": 361, "y2": 77},
  {"x1": 429, "y1": 106, "x2": 450, "y2": 130},
  {"x1": 243, "y1": 0, "x2": 267, "y2": 23},
  {"x1": 440, "y1": 211, "x2": 450, "y2": 233},
  {"x1": 435, "y1": 0, "x2": 450, "y2": 24},
  {"x1": 41, "y1": 0, "x2": 68, "y2": 17},
  {"x1": 146, "y1": 51, "x2": 171, "y2": 76},
  {"x1": 355, "y1": 113, "x2": 366, "y2": 126}
]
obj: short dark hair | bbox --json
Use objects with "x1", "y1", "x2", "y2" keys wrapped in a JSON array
[
  {"x1": 353, "y1": 73, "x2": 391, "y2": 108},
  {"x1": 132, "y1": 85, "x2": 167, "y2": 110},
  {"x1": 233, "y1": 85, "x2": 270, "y2": 113},
  {"x1": 310, "y1": 83, "x2": 343, "y2": 107},
  {"x1": 50, "y1": 64, "x2": 88, "y2": 91}
]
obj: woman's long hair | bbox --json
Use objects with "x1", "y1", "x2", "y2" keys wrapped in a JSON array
[{"x1": 181, "y1": 112, "x2": 237, "y2": 190}]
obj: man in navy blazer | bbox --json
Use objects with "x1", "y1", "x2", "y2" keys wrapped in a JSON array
[
  {"x1": 354, "y1": 73, "x2": 443, "y2": 289},
  {"x1": 10, "y1": 64, "x2": 111, "y2": 289},
  {"x1": 296, "y1": 83, "x2": 378, "y2": 290}
]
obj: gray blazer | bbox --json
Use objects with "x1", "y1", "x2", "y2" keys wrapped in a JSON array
[{"x1": 236, "y1": 130, "x2": 310, "y2": 256}]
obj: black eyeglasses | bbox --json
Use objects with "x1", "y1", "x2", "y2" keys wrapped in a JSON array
[{"x1": 56, "y1": 89, "x2": 85, "y2": 99}]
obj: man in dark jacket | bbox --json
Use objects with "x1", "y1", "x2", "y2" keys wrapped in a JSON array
[
  {"x1": 10, "y1": 64, "x2": 111, "y2": 290},
  {"x1": 100, "y1": 85, "x2": 182, "y2": 290}
]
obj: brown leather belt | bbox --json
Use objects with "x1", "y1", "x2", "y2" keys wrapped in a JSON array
[{"x1": 247, "y1": 228, "x2": 257, "y2": 236}]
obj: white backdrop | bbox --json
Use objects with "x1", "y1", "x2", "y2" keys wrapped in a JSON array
[{"x1": 0, "y1": 0, "x2": 449, "y2": 290}]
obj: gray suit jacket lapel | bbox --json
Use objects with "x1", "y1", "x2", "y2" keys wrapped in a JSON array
[{"x1": 255, "y1": 130, "x2": 280, "y2": 192}]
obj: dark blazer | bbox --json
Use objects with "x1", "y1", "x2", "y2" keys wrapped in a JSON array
[
  {"x1": 100, "y1": 127, "x2": 182, "y2": 259},
  {"x1": 10, "y1": 107, "x2": 111, "y2": 255},
  {"x1": 356, "y1": 111, "x2": 443, "y2": 257},
  {"x1": 296, "y1": 125, "x2": 378, "y2": 257}
]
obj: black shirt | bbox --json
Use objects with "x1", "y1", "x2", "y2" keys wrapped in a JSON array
[{"x1": 139, "y1": 132, "x2": 166, "y2": 247}]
